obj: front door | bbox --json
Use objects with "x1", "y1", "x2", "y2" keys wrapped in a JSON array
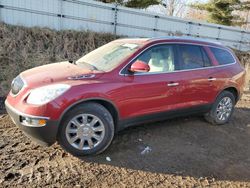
[{"x1": 120, "y1": 44, "x2": 182, "y2": 119}]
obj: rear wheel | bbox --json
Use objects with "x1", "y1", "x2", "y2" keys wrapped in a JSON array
[
  {"x1": 58, "y1": 103, "x2": 114, "y2": 156},
  {"x1": 204, "y1": 91, "x2": 235, "y2": 125}
]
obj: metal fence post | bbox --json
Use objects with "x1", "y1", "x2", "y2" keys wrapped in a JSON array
[
  {"x1": 59, "y1": 0, "x2": 63, "y2": 30},
  {"x1": 188, "y1": 22, "x2": 192, "y2": 36},
  {"x1": 239, "y1": 31, "x2": 244, "y2": 51},
  {"x1": 113, "y1": 3, "x2": 118, "y2": 35},
  {"x1": 217, "y1": 27, "x2": 221, "y2": 41},
  {"x1": 154, "y1": 15, "x2": 159, "y2": 37}
]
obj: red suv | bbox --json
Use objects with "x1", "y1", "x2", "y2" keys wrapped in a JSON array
[{"x1": 5, "y1": 37, "x2": 246, "y2": 156}]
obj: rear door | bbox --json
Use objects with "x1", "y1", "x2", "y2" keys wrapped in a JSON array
[{"x1": 173, "y1": 44, "x2": 218, "y2": 108}]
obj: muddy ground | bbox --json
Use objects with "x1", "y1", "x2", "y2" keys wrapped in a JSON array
[
  {"x1": 0, "y1": 94, "x2": 249, "y2": 187},
  {"x1": 0, "y1": 23, "x2": 250, "y2": 187},
  {"x1": 1, "y1": 81, "x2": 250, "y2": 187}
]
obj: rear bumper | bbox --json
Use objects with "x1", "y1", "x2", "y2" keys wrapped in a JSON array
[{"x1": 5, "y1": 100, "x2": 59, "y2": 146}]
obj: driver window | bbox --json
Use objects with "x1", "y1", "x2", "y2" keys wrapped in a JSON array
[{"x1": 134, "y1": 45, "x2": 175, "y2": 73}]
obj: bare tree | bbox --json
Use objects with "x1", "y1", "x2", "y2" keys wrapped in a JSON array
[
  {"x1": 186, "y1": 7, "x2": 208, "y2": 21},
  {"x1": 234, "y1": 10, "x2": 250, "y2": 30},
  {"x1": 161, "y1": 0, "x2": 186, "y2": 17}
]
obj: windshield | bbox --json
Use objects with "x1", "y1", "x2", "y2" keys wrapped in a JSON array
[{"x1": 76, "y1": 41, "x2": 141, "y2": 72}]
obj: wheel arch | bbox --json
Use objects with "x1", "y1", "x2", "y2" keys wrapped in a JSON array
[
  {"x1": 217, "y1": 86, "x2": 239, "y2": 102},
  {"x1": 59, "y1": 98, "x2": 120, "y2": 130}
]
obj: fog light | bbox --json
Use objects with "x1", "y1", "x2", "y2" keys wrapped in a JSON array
[
  {"x1": 20, "y1": 116, "x2": 47, "y2": 127},
  {"x1": 38, "y1": 119, "x2": 46, "y2": 125}
]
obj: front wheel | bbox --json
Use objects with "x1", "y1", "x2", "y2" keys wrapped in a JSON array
[
  {"x1": 204, "y1": 91, "x2": 236, "y2": 125},
  {"x1": 58, "y1": 103, "x2": 114, "y2": 156}
]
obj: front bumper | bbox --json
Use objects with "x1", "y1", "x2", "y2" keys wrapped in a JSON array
[{"x1": 5, "y1": 100, "x2": 59, "y2": 146}]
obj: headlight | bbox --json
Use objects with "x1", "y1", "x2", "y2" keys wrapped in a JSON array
[
  {"x1": 11, "y1": 76, "x2": 25, "y2": 95},
  {"x1": 27, "y1": 84, "x2": 71, "y2": 105}
]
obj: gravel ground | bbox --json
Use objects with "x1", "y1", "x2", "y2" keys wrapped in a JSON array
[{"x1": 0, "y1": 92, "x2": 250, "y2": 187}]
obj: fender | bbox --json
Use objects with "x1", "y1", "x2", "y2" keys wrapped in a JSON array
[
  {"x1": 214, "y1": 86, "x2": 239, "y2": 103},
  {"x1": 58, "y1": 97, "x2": 120, "y2": 124}
]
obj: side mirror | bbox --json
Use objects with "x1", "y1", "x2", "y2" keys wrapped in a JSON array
[{"x1": 129, "y1": 60, "x2": 150, "y2": 73}]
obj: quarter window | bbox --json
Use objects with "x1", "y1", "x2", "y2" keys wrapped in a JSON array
[
  {"x1": 210, "y1": 47, "x2": 235, "y2": 65},
  {"x1": 133, "y1": 45, "x2": 175, "y2": 73},
  {"x1": 178, "y1": 44, "x2": 212, "y2": 70}
]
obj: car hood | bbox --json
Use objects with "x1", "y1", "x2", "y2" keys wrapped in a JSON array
[{"x1": 20, "y1": 61, "x2": 102, "y2": 87}]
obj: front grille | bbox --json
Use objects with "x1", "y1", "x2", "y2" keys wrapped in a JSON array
[{"x1": 11, "y1": 76, "x2": 24, "y2": 95}]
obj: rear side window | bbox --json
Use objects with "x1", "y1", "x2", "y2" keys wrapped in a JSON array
[
  {"x1": 210, "y1": 47, "x2": 235, "y2": 65},
  {"x1": 178, "y1": 44, "x2": 212, "y2": 70}
]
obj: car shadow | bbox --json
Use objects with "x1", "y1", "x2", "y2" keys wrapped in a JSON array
[{"x1": 81, "y1": 107, "x2": 250, "y2": 182}]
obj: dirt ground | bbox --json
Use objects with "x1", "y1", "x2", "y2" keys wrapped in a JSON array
[{"x1": 0, "y1": 81, "x2": 250, "y2": 187}]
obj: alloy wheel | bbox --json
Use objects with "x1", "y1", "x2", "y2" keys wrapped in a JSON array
[
  {"x1": 216, "y1": 97, "x2": 233, "y2": 121},
  {"x1": 65, "y1": 114, "x2": 105, "y2": 150}
]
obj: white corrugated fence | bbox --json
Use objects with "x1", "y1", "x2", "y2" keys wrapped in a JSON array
[{"x1": 0, "y1": 0, "x2": 250, "y2": 51}]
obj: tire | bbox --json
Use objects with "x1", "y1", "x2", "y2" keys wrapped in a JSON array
[
  {"x1": 58, "y1": 102, "x2": 114, "y2": 156},
  {"x1": 204, "y1": 91, "x2": 236, "y2": 125}
]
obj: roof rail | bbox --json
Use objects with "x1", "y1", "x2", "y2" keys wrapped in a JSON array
[{"x1": 149, "y1": 36, "x2": 222, "y2": 45}]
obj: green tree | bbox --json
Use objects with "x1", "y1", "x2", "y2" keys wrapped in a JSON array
[
  {"x1": 191, "y1": 0, "x2": 236, "y2": 26},
  {"x1": 191, "y1": 0, "x2": 250, "y2": 26},
  {"x1": 97, "y1": 0, "x2": 160, "y2": 9}
]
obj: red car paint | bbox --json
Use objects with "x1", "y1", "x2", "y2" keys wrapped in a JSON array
[{"x1": 5, "y1": 37, "x2": 246, "y2": 145}]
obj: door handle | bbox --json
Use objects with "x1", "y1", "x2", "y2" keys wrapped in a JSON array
[
  {"x1": 167, "y1": 82, "x2": 179, "y2": 87},
  {"x1": 208, "y1": 77, "x2": 216, "y2": 81}
]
